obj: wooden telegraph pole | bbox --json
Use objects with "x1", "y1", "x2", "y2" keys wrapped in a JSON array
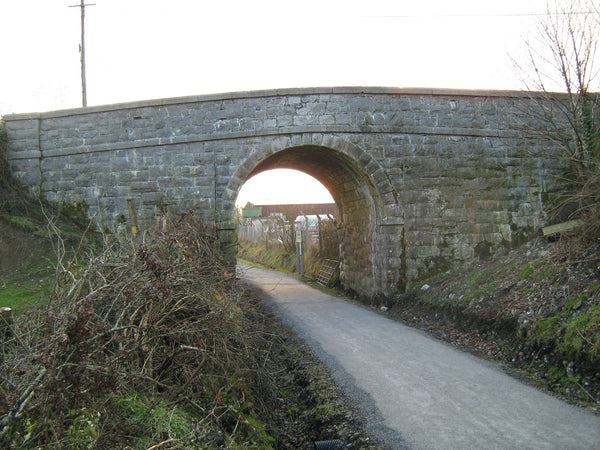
[{"x1": 70, "y1": 1, "x2": 95, "y2": 107}]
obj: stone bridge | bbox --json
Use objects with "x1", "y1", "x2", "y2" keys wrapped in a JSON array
[{"x1": 3, "y1": 87, "x2": 563, "y2": 298}]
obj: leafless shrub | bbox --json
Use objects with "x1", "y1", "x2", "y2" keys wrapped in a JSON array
[
  {"x1": 513, "y1": 0, "x2": 600, "y2": 250},
  {"x1": 0, "y1": 212, "x2": 281, "y2": 448}
]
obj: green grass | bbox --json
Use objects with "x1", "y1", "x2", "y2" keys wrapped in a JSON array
[
  {"x1": 546, "y1": 365, "x2": 590, "y2": 401},
  {"x1": 116, "y1": 393, "x2": 277, "y2": 449},
  {"x1": 515, "y1": 260, "x2": 555, "y2": 283},
  {"x1": 531, "y1": 293, "x2": 600, "y2": 360},
  {"x1": 238, "y1": 257, "x2": 295, "y2": 275},
  {"x1": 560, "y1": 301, "x2": 600, "y2": 358},
  {"x1": 117, "y1": 396, "x2": 194, "y2": 446},
  {"x1": 0, "y1": 214, "x2": 39, "y2": 233},
  {"x1": 238, "y1": 242, "x2": 297, "y2": 273},
  {"x1": 0, "y1": 278, "x2": 52, "y2": 312},
  {"x1": 0, "y1": 251, "x2": 55, "y2": 312},
  {"x1": 516, "y1": 263, "x2": 533, "y2": 281},
  {"x1": 0, "y1": 213, "x2": 99, "y2": 313},
  {"x1": 531, "y1": 315, "x2": 561, "y2": 343}
]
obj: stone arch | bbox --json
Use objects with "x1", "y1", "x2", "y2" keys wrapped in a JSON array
[{"x1": 223, "y1": 133, "x2": 405, "y2": 298}]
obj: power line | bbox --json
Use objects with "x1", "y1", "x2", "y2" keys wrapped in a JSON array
[
  {"x1": 69, "y1": 1, "x2": 96, "y2": 107},
  {"x1": 367, "y1": 12, "x2": 594, "y2": 19}
]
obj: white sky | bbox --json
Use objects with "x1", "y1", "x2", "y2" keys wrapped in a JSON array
[
  {"x1": 0, "y1": 0, "x2": 563, "y2": 114},
  {"x1": 237, "y1": 169, "x2": 334, "y2": 207},
  {"x1": 0, "y1": 0, "x2": 581, "y2": 205}
]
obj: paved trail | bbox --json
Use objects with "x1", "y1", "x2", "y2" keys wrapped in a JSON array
[{"x1": 238, "y1": 264, "x2": 600, "y2": 450}]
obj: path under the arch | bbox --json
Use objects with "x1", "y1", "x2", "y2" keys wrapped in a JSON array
[{"x1": 238, "y1": 263, "x2": 600, "y2": 449}]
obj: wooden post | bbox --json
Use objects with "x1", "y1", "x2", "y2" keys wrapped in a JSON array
[
  {"x1": 542, "y1": 220, "x2": 584, "y2": 236},
  {"x1": 127, "y1": 199, "x2": 139, "y2": 236},
  {"x1": 318, "y1": 215, "x2": 323, "y2": 255},
  {"x1": 295, "y1": 220, "x2": 305, "y2": 276},
  {"x1": 0, "y1": 307, "x2": 13, "y2": 343}
]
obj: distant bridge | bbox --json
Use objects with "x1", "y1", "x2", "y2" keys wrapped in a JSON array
[
  {"x1": 4, "y1": 87, "x2": 564, "y2": 298},
  {"x1": 244, "y1": 203, "x2": 338, "y2": 222}
]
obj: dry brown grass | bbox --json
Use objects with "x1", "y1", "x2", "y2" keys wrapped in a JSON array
[{"x1": 0, "y1": 213, "x2": 285, "y2": 448}]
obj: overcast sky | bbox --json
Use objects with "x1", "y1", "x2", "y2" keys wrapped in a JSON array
[
  {"x1": 0, "y1": 0, "x2": 582, "y2": 204},
  {"x1": 0, "y1": 0, "x2": 566, "y2": 115}
]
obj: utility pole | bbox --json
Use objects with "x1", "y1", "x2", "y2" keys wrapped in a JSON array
[{"x1": 70, "y1": 1, "x2": 95, "y2": 107}]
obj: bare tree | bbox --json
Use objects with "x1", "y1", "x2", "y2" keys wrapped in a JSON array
[{"x1": 515, "y1": 0, "x2": 600, "y2": 235}]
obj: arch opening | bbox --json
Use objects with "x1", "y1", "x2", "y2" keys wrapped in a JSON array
[{"x1": 232, "y1": 144, "x2": 391, "y2": 298}]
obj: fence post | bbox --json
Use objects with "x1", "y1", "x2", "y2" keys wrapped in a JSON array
[{"x1": 295, "y1": 220, "x2": 305, "y2": 276}]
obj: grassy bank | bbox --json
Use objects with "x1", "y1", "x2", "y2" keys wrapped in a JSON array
[
  {"x1": 388, "y1": 238, "x2": 600, "y2": 411},
  {"x1": 237, "y1": 238, "x2": 338, "y2": 284},
  {"x1": 237, "y1": 238, "x2": 297, "y2": 273}
]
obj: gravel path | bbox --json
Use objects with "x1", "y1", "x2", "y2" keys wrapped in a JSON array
[{"x1": 239, "y1": 263, "x2": 600, "y2": 449}]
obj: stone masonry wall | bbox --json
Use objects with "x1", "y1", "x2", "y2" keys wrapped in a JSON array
[{"x1": 3, "y1": 87, "x2": 565, "y2": 297}]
